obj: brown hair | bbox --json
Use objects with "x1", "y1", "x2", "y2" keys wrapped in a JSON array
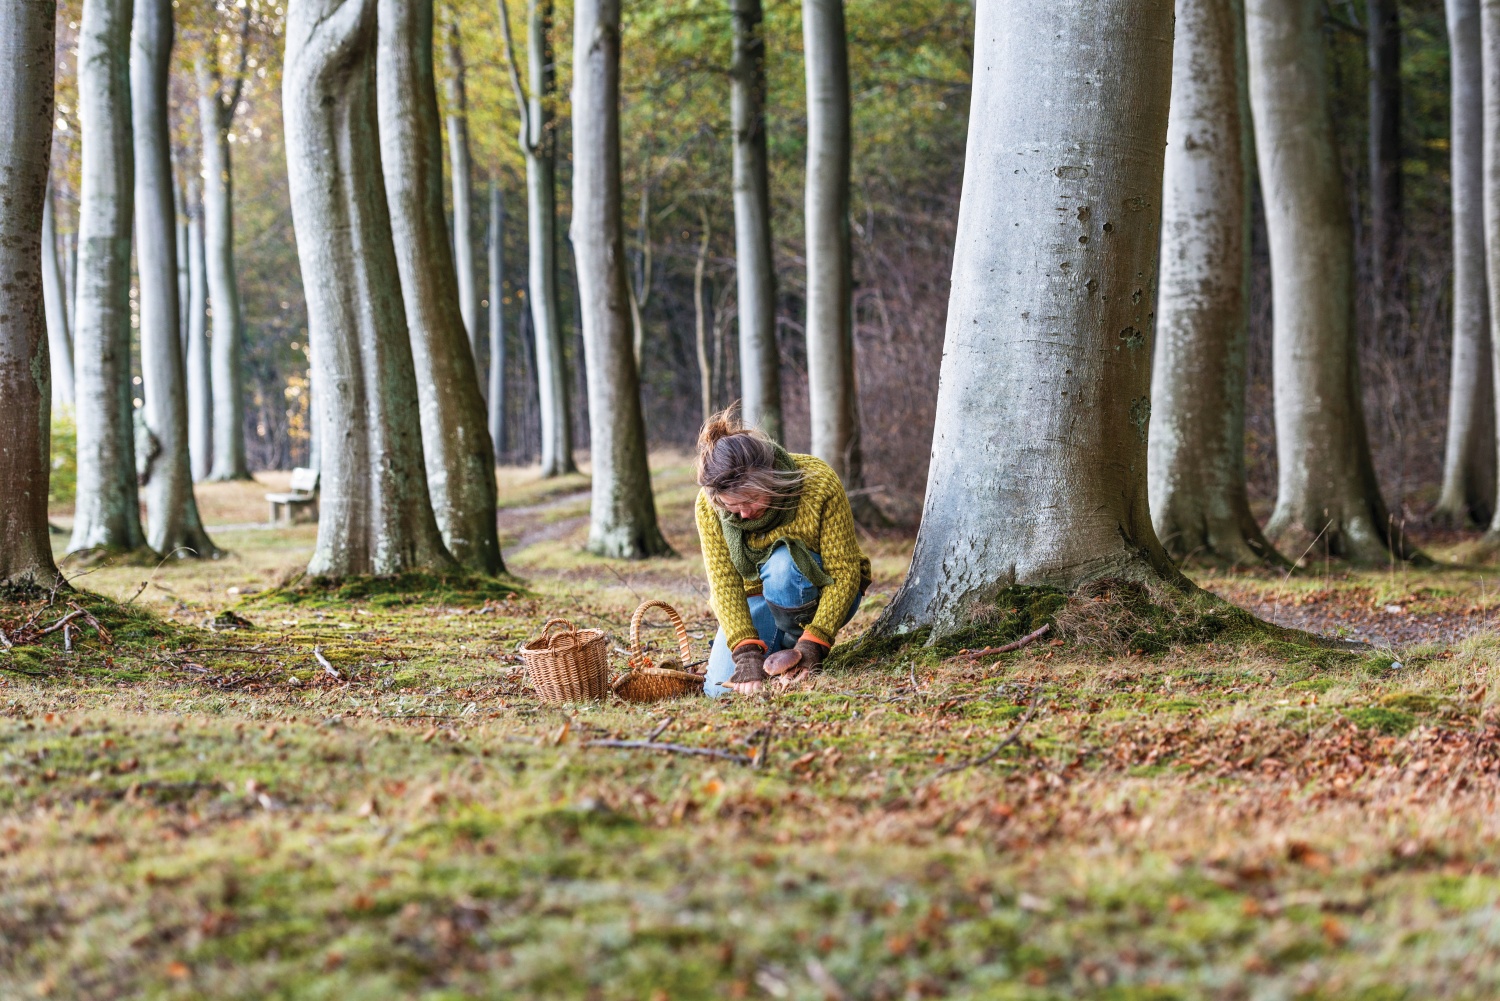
[{"x1": 696, "y1": 406, "x2": 803, "y2": 511}]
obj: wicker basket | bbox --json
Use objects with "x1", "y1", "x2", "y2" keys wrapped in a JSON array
[
  {"x1": 520, "y1": 618, "x2": 611, "y2": 704},
  {"x1": 611, "y1": 600, "x2": 707, "y2": 703}
]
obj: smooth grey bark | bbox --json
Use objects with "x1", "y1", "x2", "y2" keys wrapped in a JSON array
[
  {"x1": 571, "y1": 0, "x2": 673, "y2": 559},
  {"x1": 1147, "y1": 0, "x2": 1280, "y2": 567},
  {"x1": 133, "y1": 0, "x2": 218, "y2": 559},
  {"x1": 42, "y1": 182, "x2": 75, "y2": 409},
  {"x1": 0, "y1": 0, "x2": 62, "y2": 587},
  {"x1": 1246, "y1": 0, "x2": 1412, "y2": 563},
  {"x1": 197, "y1": 20, "x2": 251, "y2": 481},
  {"x1": 694, "y1": 207, "x2": 712, "y2": 422},
  {"x1": 499, "y1": 0, "x2": 575, "y2": 476},
  {"x1": 731, "y1": 0, "x2": 780, "y2": 441},
  {"x1": 173, "y1": 164, "x2": 188, "y2": 354},
  {"x1": 1368, "y1": 0, "x2": 1402, "y2": 321},
  {"x1": 63, "y1": 231, "x2": 77, "y2": 341},
  {"x1": 1483, "y1": 0, "x2": 1500, "y2": 541},
  {"x1": 445, "y1": 24, "x2": 481, "y2": 366},
  {"x1": 284, "y1": 0, "x2": 455, "y2": 578},
  {"x1": 186, "y1": 177, "x2": 213, "y2": 482},
  {"x1": 876, "y1": 0, "x2": 1179, "y2": 637},
  {"x1": 376, "y1": 0, "x2": 502, "y2": 574},
  {"x1": 70, "y1": 0, "x2": 148, "y2": 557},
  {"x1": 1437, "y1": 0, "x2": 1494, "y2": 526},
  {"x1": 488, "y1": 179, "x2": 507, "y2": 461},
  {"x1": 803, "y1": 0, "x2": 860, "y2": 486},
  {"x1": 628, "y1": 183, "x2": 651, "y2": 372}
]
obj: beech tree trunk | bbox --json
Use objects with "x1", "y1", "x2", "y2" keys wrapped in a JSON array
[
  {"x1": 70, "y1": 0, "x2": 148, "y2": 557},
  {"x1": 375, "y1": 0, "x2": 502, "y2": 574},
  {"x1": 284, "y1": 0, "x2": 456, "y2": 578},
  {"x1": 198, "y1": 45, "x2": 250, "y2": 481},
  {"x1": 1246, "y1": 0, "x2": 1412, "y2": 563},
  {"x1": 186, "y1": 177, "x2": 213, "y2": 482},
  {"x1": 500, "y1": 0, "x2": 574, "y2": 476},
  {"x1": 694, "y1": 208, "x2": 712, "y2": 422},
  {"x1": 133, "y1": 0, "x2": 218, "y2": 559},
  {"x1": 42, "y1": 183, "x2": 75, "y2": 409},
  {"x1": 445, "y1": 24, "x2": 481, "y2": 367},
  {"x1": 488, "y1": 179, "x2": 506, "y2": 461},
  {"x1": 803, "y1": 0, "x2": 861, "y2": 486},
  {"x1": 1368, "y1": 0, "x2": 1402, "y2": 324},
  {"x1": 731, "y1": 0, "x2": 780, "y2": 441},
  {"x1": 1436, "y1": 0, "x2": 1494, "y2": 527},
  {"x1": 1147, "y1": 0, "x2": 1279, "y2": 567},
  {"x1": 174, "y1": 168, "x2": 188, "y2": 354},
  {"x1": 1483, "y1": 0, "x2": 1500, "y2": 540},
  {"x1": 571, "y1": 0, "x2": 672, "y2": 559},
  {"x1": 0, "y1": 0, "x2": 62, "y2": 587},
  {"x1": 875, "y1": 0, "x2": 1177, "y2": 637}
]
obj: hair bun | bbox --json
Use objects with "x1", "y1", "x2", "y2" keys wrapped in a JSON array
[{"x1": 696, "y1": 404, "x2": 745, "y2": 452}]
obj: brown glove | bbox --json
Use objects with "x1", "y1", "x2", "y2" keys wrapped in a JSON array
[
  {"x1": 793, "y1": 636, "x2": 828, "y2": 672},
  {"x1": 728, "y1": 642, "x2": 768, "y2": 684}
]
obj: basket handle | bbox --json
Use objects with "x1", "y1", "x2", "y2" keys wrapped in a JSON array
[
  {"x1": 538, "y1": 618, "x2": 578, "y2": 649},
  {"x1": 628, "y1": 600, "x2": 694, "y2": 671}
]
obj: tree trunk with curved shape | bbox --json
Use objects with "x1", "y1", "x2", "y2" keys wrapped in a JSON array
[
  {"x1": 1367, "y1": 0, "x2": 1402, "y2": 327},
  {"x1": 488, "y1": 179, "x2": 507, "y2": 461},
  {"x1": 186, "y1": 177, "x2": 213, "y2": 482},
  {"x1": 803, "y1": 0, "x2": 860, "y2": 487},
  {"x1": 133, "y1": 0, "x2": 218, "y2": 559},
  {"x1": 70, "y1": 0, "x2": 148, "y2": 558},
  {"x1": 875, "y1": 0, "x2": 1178, "y2": 638},
  {"x1": 445, "y1": 24, "x2": 481, "y2": 367},
  {"x1": 499, "y1": 0, "x2": 574, "y2": 477},
  {"x1": 284, "y1": 0, "x2": 456, "y2": 578},
  {"x1": 731, "y1": 0, "x2": 780, "y2": 441},
  {"x1": 0, "y1": 0, "x2": 62, "y2": 588},
  {"x1": 375, "y1": 0, "x2": 502, "y2": 574},
  {"x1": 1147, "y1": 0, "x2": 1280, "y2": 568},
  {"x1": 42, "y1": 183, "x2": 75, "y2": 410},
  {"x1": 197, "y1": 23, "x2": 251, "y2": 482},
  {"x1": 1246, "y1": 0, "x2": 1414, "y2": 564},
  {"x1": 571, "y1": 0, "x2": 673, "y2": 559},
  {"x1": 1436, "y1": 0, "x2": 1494, "y2": 527}
]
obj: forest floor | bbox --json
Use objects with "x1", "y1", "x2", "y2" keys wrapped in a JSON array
[{"x1": 5, "y1": 455, "x2": 1500, "y2": 999}]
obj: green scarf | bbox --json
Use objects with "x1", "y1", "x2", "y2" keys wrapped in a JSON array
[{"x1": 717, "y1": 444, "x2": 835, "y2": 591}]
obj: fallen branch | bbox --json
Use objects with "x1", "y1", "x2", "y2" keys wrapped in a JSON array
[
  {"x1": 169, "y1": 646, "x2": 269, "y2": 657},
  {"x1": 35, "y1": 610, "x2": 87, "y2": 637},
  {"x1": 645, "y1": 716, "x2": 674, "y2": 742},
  {"x1": 0, "y1": 629, "x2": 12, "y2": 650},
  {"x1": 959, "y1": 623, "x2": 1051, "y2": 659},
  {"x1": 920, "y1": 690, "x2": 1045, "y2": 787},
  {"x1": 66, "y1": 602, "x2": 111, "y2": 645},
  {"x1": 313, "y1": 645, "x2": 341, "y2": 680},
  {"x1": 582, "y1": 739, "x2": 753, "y2": 766}
]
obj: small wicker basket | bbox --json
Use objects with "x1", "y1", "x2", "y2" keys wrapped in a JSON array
[
  {"x1": 611, "y1": 600, "x2": 707, "y2": 703},
  {"x1": 520, "y1": 618, "x2": 611, "y2": 704}
]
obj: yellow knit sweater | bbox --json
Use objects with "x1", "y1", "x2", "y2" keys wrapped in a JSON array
[{"x1": 695, "y1": 453, "x2": 872, "y2": 649}]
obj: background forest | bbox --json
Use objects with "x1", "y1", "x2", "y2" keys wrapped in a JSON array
[{"x1": 39, "y1": 0, "x2": 1455, "y2": 525}]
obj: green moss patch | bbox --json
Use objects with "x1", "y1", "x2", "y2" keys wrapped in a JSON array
[{"x1": 245, "y1": 572, "x2": 528, "y2": 609}]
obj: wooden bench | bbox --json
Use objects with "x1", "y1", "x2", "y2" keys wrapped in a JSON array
[{"x1": 266, "y1": 467, "x2": 320, "y2": 525}]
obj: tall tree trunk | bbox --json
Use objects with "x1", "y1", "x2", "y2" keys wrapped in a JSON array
[
  {"x1": 133, "y1": 0, "x2": 217, "y2": 559},
  {"x1": 445, "y1": 24, "x2": 481, "y2": 368},
  {"x1": 628, "y1": 184, "x2": 651, "y2": 373},
  {"x1": 63, "y1": 231, "x2": 78, "y2": 341},
  {"x1": 731, "y1": 0, "x2": 780, "y2": 441},
  {"x1": 1147, "y1": 0, "x2": 1279, "y2": 567},
  {"x1": 1483, "y1": 0, "x2": 1500, "y2": 541},
  {"x1": 488, "y1": 178, "x2": 507, "y2": 462},
  {"x1": 694, "y1": 207, "x2": 712, "y2": 422},
  {"x1": 571, "y1": 0, "x2": 672, "y2": 559},
  {"x1": 284, "y1": 0, "x2": 456, "y2": 578},
  {"x1": 875, "y1": 0, "x2": 1177, "y2": 637},
  {"x1": 173, "y1": 165, "x2": 189, "y2": 355},
  {"x1": 803, "y1": 0, "x2": 860, "y2": 486},
  {"x1": 42, "y1": 182, "x2": 76, "y2": 409},
  {"x1": 186, "y1": 176, "x2": 213, "y2": 482},
  {"x1": 1246, "y1": 0, "x2": 1412, "y2": 563},
  {"x1": 70, "y1": 0, "x2": 148, "y2": 558},
  {"x1": 375, "y1": 0, "x2": 502, "y2": 574},
  {"x1": 499, "y1": 0, "x2": 575, "y2": 476},
  {"x1": 1368, "y1": 0, "x2": 1402, "y2": 326},
  {"x1": 198, "y1": 37, "x2": 251, "y2": 481},
  {"x1": 0, "y1": 0, "x2": 62, "y2": 587},
  {"x1": 1436, "y1": 0, "x2": 1494, "y2": 527}
]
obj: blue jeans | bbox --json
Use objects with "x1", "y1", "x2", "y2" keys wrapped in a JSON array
[{"x1": 705, "y1": 544, "x2": 862, "y2": 696}]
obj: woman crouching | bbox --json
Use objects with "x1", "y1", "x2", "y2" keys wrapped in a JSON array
[{"x1": 695, "y1": 409, "x2": 871, "y2": 695}]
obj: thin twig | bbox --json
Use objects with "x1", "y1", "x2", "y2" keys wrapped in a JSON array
[
  {"x1": 646, "y1": 716, "x2": 674, "y2": 742},
  {"x1": 582, "y1": 739, "x2": 753, "y2": 766},
  {"x1": 35, "y1": 610, "x2": 86, "y2": 637},
  {"x1": 959, "y1": 623, "x2": 1052, "y2": 659},
  {"x1": 920, "y1": 690, "x2": 1045, "y2": 787},
  {"x1": 169, "y1": 646, "x2": 268, "y2": 656},
  {"x1": 0, "y1": 629, "x2": 12, "y2": 650},
  {"x1": 63, "y1": 624, "x2": 73, "y2": 654},
  {"x1": 313, "y1": 645, "x2": 341, "y2": 680}
]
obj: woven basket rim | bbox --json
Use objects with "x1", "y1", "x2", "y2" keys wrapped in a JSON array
[{"x1": 520, "y1": 628, "x2": 605, "y2": 654}]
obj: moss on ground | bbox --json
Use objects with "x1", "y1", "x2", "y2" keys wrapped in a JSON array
[{"x1": 244, "y1": 571, "x2": 528, "y2": 609}]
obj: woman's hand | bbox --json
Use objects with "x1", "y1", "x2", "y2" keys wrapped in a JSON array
[{"x1": 725, "y1": 641, "x2": 767, "y2": 694}]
